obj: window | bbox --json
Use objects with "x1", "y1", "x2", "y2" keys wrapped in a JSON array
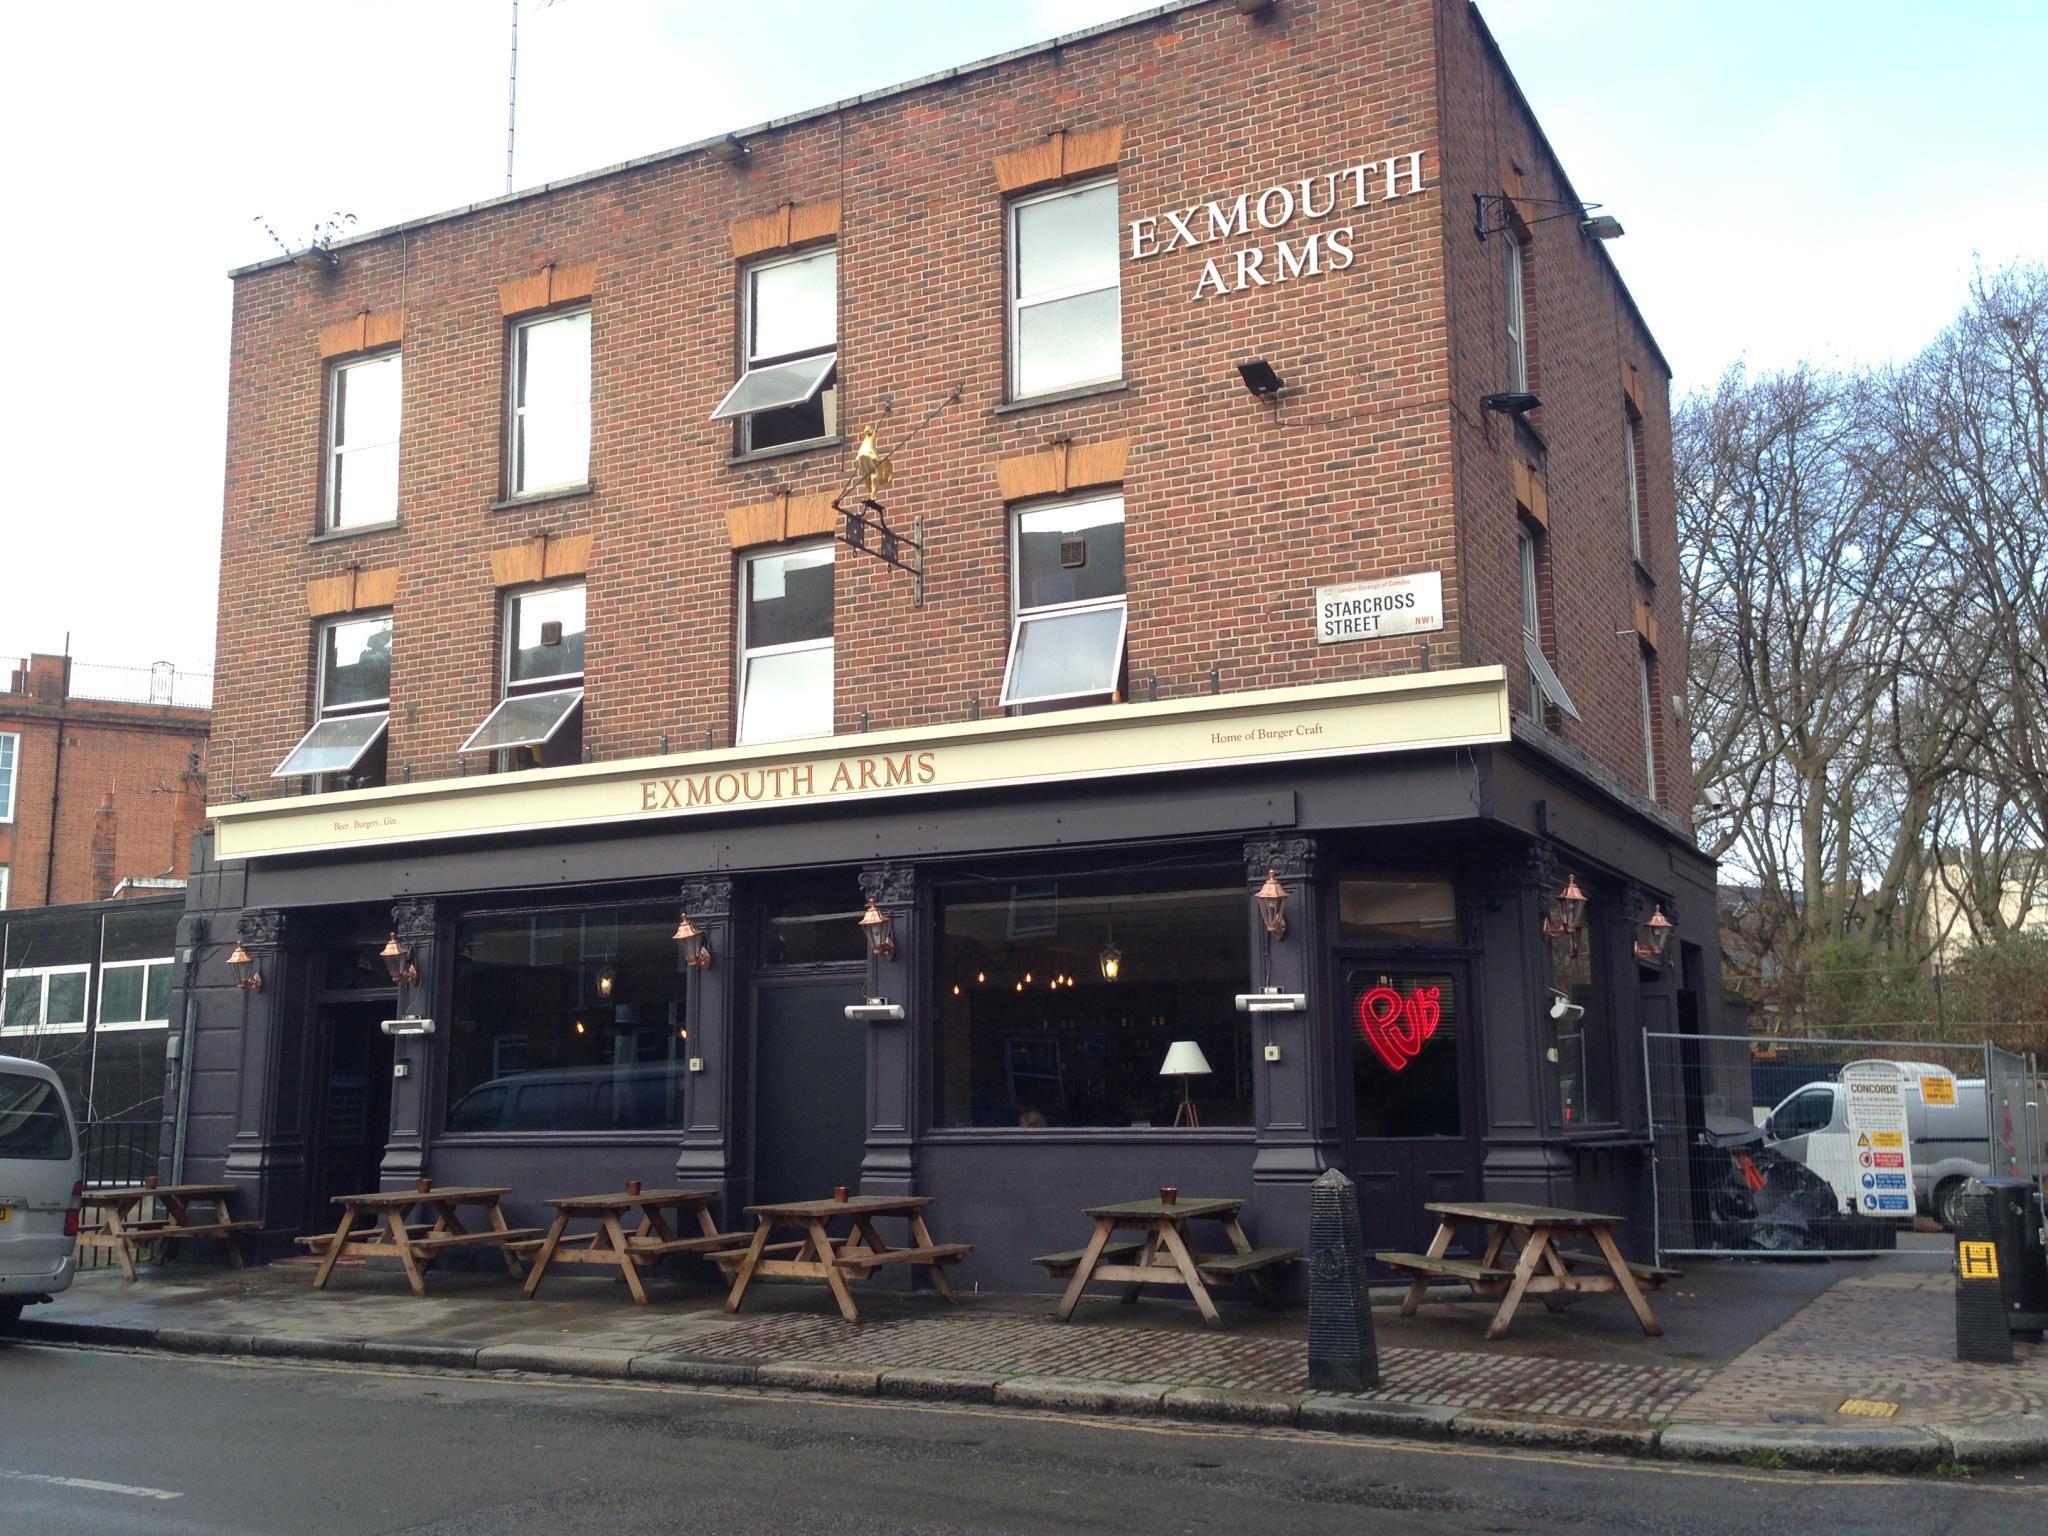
[
  {"x1": 1001, "y1": 495, "x2": 1127, "y2": 708},
  {"x1": 325, "y1": 351, "x2": 402, "y2": 531},
  {"x1": 1351, "y1": 970, "x2": 1462, "y2": 1137},
  {"x1": 509, "y1": 308, "x2": 592, "y2": 495},
  {"x1": 737, "y1": 544, "x2": 834, "y2": 744},
  {"x1": 273, "y1": 613, "x2": 392, "y2": 786},
  {"x1": 1624, "y1": 415, "x2": 1644, "y2": 562},
  {"x1": 95, "y1": 958, "x2": 175, "y2": 1030},
  {"x1": 1008, "y1": 179, "x2": 1121, "y2": 399},
  {"x1": 460, "y1": 583, "x2": 586, "y2": 770},
  {"x1": 0, "y1": 731, "x2": 16, "y2": 821},
  {"x1": 1548, "y1": 919, "x2": 1612, "y2": 1126},
  {"x1": 760, "y1": 871, "x2": 867, "y2": 965},
  {"x1": 1504, "y1": 236, "x2": 1528, "y2": 393},
  {"x1": 710, "y1": 246, "x2": 838, "y2": 452},
  {"x1": 1518, "y1": 525, "x2": 1579, "y2": 721},
  {"x1": 0, "y1": 1071, "x2": 72, "y2": 1161},
  {"x1": 1777, "y1": 1087, "x2": 1837, "y2": 1138},
  {"x1": 932, "y1": 869, "x2": 1251, "y2": 1129},
  {"x1": 1638, "y1": 649, "x2": 1658, "y2": 799},
  {"x1": 0, "y1": 866, "x2": 9, "y2": 911},
  {"x1": 444, "y1": 904, "x2": 688, "y2": 1134},
  {"x1": 1, "y1": 965, "x2": 91, "y2": 1035},
  {"x1": 1338, "y1": 876, "x2": 1459, "y2": 945}
]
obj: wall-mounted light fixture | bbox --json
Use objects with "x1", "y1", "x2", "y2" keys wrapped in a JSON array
[
  {"x1": 708, "y1": 133, "x2": 750, "y2": 165},
  {"x1": 673, "y1": 912, "x2": 713, "y2": 970},
  {"x1": 1542, "y1": 874, "x2": 1588, "y2": 950},
  {"x1": 1481, "y1": 390, "x2": 1542, "y2": 415},
  {"x1": 1255, "y1": 868, "x2": 1291, "y2": 941},
  {"x1": 379, "y1": 932, "x2": 420, "y2": 988},
  {"x1": 228, "y1": 942, "x2": 263, "y2": 992},
  {"x1": 596, "y1": 964, "x2": 617, "y2": 999},
  {"x1": 1236, "y1": 359, "x2": 1284, "y2": 398},
  {"x1": 1473, "y1": 192, "x2": 1621, "y2": 242},
  {"x1": 858, "y1": 901, "x2": 897, "y2": 961},
  {"x1": 1635, "y1": 904, "x2": 1674, "y2": 964}
]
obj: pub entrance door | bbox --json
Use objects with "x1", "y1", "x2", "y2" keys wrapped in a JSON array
[
  {"x1": 1338, "y1": 957, "x2": 1484, "y2": 1262},
  {"x1": 306, "y1": 999, "x2": 396, "y2": 1216},
  {"x1": 750, "y1": 971, "x2": 869, "y2": 1208}
]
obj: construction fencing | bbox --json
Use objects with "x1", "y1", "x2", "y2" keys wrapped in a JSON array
[{"x1": 1643, "y1": 1032, "x2": 2044, "y2": 1262}]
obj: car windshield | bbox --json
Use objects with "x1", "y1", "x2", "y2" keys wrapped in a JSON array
[{"x1": 0, "y1": 1071, "x2": 73, "y2": 1159}]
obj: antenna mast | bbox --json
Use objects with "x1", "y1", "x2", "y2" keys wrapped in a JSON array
[{"x1": 506, "y1": 0, "x2": 520, "y2": 195}]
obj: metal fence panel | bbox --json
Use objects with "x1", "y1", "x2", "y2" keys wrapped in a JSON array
[{"x1": 1643, "y1": 1032, "x2": 2016, "y2": 1261}]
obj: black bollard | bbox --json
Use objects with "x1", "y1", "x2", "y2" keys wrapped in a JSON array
[
  {"x1": 1953, "y1": 1180, "x2": 2015, "y2": 1365},
  {"x1": 1308, "y1": 1167, "x2": 1380, "y2": 1391}
]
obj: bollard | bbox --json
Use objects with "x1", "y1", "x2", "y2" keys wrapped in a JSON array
[
  {"x1": 1308, "y1": 1167, "x2": 1379, "y2": 1392},
  {"x1": 1953, "y1": 1180, "x2": 2015, "y2": 1365}
]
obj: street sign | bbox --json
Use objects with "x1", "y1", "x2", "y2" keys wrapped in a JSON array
[{"x1": 1842, "y1": 1063, "x2": 1918, "y2": 1217}]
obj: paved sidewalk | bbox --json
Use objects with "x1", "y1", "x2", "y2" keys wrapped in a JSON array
[{"x1": 13, "y1": 1242, "x2": 2046, "y2": 1473}]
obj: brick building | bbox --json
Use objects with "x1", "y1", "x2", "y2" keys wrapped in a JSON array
[
  {"x1": 175, "y1": 0, "x2": 1727, "y2": 1278},
  {"x1": 0, "y1": 653, "x2": 210, "y2": 912}
]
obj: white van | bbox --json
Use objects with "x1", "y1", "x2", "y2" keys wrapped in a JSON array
[
  {"x1": 1763, "y1": 1063, "x2": 1993, "y2": 1230},
  {"x1": 0, "y1": 1054, "x2": 83, "y2": 1327}
]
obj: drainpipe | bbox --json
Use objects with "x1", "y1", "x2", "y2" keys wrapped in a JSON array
[
  {"x1": 168, "y1": 918, "x2": 206, "y2": 1184},
  {"x1": 41, "y1": 643, "x2": 71, "y2": 903}
]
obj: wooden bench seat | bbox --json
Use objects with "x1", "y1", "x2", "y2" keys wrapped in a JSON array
[
  {"x1": 835, "y1": 1243, "x2": 972, "y2": 1270},
  {"x1": 624, "y1": 1231, "x2": 754, "y2": 1256},
  {"x1": 709, "y1": 1240, "x2": 809, "y2": 1266},
  {"x1": 407, "y1": 1227, "x2": 544, "y2": 1252},
  {"x1": 1194, "y1": 1246, "x2": 1298, "y2": 1279},
  {"x1": 296, "y1": 1222, "x2": 438, "y2": 1249},
  {"x1": 1032, "y1": 1241, "x2": 1144, "y2": 1277},
  {"x1": 1552, "y1": 1249, "x2": 1681, "y2": 1284},
  {"x1": 1374, "y1": 1251, "x2": 1518, "y2": 1283}
]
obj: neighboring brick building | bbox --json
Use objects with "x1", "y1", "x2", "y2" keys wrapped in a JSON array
[
  {"x1": 0, "y1": 654, "x2": 210, "y2": 911},
  {"x1": 178, "y1": 0, "x2": 1727, "y2": 1276}
]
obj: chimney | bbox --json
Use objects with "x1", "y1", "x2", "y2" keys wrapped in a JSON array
[{"x1": 91, "y1": 790, "x2": 119, "y2": 902}]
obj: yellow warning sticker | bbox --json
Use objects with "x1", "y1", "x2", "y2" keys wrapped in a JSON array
[
  {"x1": 1919, "y1": 1076, "x2": 1957, "y2": 1106},
  {"x1": 1871, "y1": 1131, "x2": 1904, "y2": 1149},
  {"x1": 1839, "y1": 1399, "x2": 1900, "y2": 1418},
  {"x1": 1959, "y1": 1241, "x2": 2000, "y2": 1280}
]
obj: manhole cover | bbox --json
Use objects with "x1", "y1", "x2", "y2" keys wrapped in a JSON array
[{"x1": 1838, "y1": 1399, "x2": 1899, "y2": 1418}]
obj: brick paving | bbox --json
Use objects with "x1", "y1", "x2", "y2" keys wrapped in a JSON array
[{"x1": 1667, "y1": 1270, "x2": 2048, "y2": 1427}]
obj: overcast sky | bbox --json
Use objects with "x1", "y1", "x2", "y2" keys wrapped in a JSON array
[{"x1": 3, "y1": 0, "x2": 2042, "y2": 675}]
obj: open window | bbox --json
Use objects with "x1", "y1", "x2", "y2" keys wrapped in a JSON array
[
  {"x1": 710, "y1": 246, "x2": 837, "y2": 452},
  {"x1": 1518, "y1": 525, "x2": 1579, "y2": 721},
  {"x1": 1000, "y1": 494, "x2": 1127, "y2": 709},
  {"x1": 461, "y1": 582, "x2": 586, "y2": 770},
  {"x1": 737, "y1": 544, "x2": 834, "y2": 744},
  {"x1": 325, "y1": 350, "x2": 401, "y2": 531},
  {"x1": 274, "y1": 614, "x2": 392, "y2": 787}
]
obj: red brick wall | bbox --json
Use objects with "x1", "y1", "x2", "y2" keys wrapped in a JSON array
[{"x1": 210, "y1": 0, "x2": 1682, "y2": 823}]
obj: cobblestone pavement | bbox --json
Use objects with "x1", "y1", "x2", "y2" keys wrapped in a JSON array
[
  {"x1": 660, "y1": 1306, "x2": 1713, "y2": 1420},
  {"x1": 1667, "y1": 1269, "x2": 2048, "y2": 1426}
]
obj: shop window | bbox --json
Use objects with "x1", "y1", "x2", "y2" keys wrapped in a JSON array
[
  {"x1": 460, "y1": 582, "x2": 586, "y2": 770},
  {"x1": 711, "y1": 246, "x2": 838, "y2": 452},
  {"x1": 509, "y1": 307, "x2": 591, "y2": 494},
  {"x1": 1518, "y1": 525, "x2": 1578, "y2": 721},
  {"x1": 1350, "y1": 970, "x2": 1462, "y2": 1138},
  {"x1": 445, "y1": 903, "x2": 688, "y2": 1134},
  {"x1": 932, "y1": 869, "x2": 1251, "y2": 1130},
  {"x1": 273, "y1": 613, "x2": 392, "y2": 788},
  {"x1": 325, "y1": 350, "x2": 402, "y2": 530},
  {"x1": 1008, "y1": 179, "x2": 1121, "y2": 400},
  {"x1": 1001, "y1": 495, "x2": 1126, "y2": 709},
  {"x1": 1337, "y1": 876, "x2": 1459, "y2": 945},
  {"x1": 0, "y1": 731, "x2": 17, "y2": 822},
  {"x1": 760, "y1": 871, "x2": 867, "y2": 965},
  {"x1": 1504, "y1": 235, "x2": 1528, "y2": 393},
  {"x1": 737, "y1": 543, "x2": 835, "y2": 744},
  {"x1": 1548, "y1": 920, "x2": 1613, "y2": 1127}
]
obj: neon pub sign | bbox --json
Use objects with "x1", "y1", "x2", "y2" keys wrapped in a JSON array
[{"x1": 1355, "y1": 982, "x2": 1444, "y2": 1074}]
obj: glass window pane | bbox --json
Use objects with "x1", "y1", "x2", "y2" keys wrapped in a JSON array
[
  {"x1": 89, "y1": 1028, "x2": 167, "y2": 1124},
  {"x1": 46, "y1": 971, "x2": 86, "y2": 1026},
  {"x1": 508, "y1": 585, "x2": 586, "y2": 683},
  {"x1": 1003, "y1": 604, "x2": 1126, "y2": 705},
  {"x1": 1015, "y1": 288, "x2": 1122, "y2": 399},
  {"x1": 1016, "y1": 183, "x2": 1119, "y2": 300},
  {"x1": 709, "y1": 353, "x2": 837, "y2": 421},
  {"x1": 334, "y1": 440, "x2": 399, "y2": 528},
  {"x1": 1017, "y1": 499, "x2": 1125, "y2": 610},
  {"x1": 3, "y1": 976, "x2": 40, "y2": 1030},
  {"x1": 0, "y1": 1071, "x2": 71, "y2": 1159},
  {"x1": 459, "y1": 689, "x2": 584, "y2": 754},
  {"x1": 738, "y1": 647, "x2": 833, "y2": 745},
  {"x1": 323, "y1": 616, "x2": 393, "y2": 708},
  {"x1": 445, "y1": 905, "x2": 689, "y2": 1133},
  {"x1": 932, "y1": 873, "x2": 1251, "y2": 1129},
  {"x1": 516, "y1": 407, "x2": 590, "y2": 494},
  {"x1": 759, "y1": 872, "x2": 868, "y2": 965},
  {"x1": 1338, "y1": 878, "x2": 1459, "y2": 944},
  {"x1": 98, "y1": 966, "x2": 144, "y2": 1025},
  {"x1": 518, "y1": 311, "x2": 590, "y2": 408},
  {"x1": 0, "y1": 733, "x2": 16, "y2": 821},
  {"x1": 750, "y1": 249, "x2": 837, "y2": 361},
  {"x1": 337, "y1": 354, "x2": 401, "y2": 449},
  {"x1": 745, "y1": 546, "x2": 835, "y2": 650},
  {"x1": 272, "y1": 714, "x2": 390, "y2": 778},
  {"x1": 144, "y1": 963, "x2": 173, "y2": 1022},
  {"x1": 1351, "y1": 971, "x2": 1461, "y2": 1137}
]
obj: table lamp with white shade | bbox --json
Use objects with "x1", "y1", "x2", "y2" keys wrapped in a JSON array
[{"x1": 1159, "y1": 1039, "x2": 1213, "y2": 1128}]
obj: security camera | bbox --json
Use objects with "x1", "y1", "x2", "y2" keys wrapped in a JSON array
[{"x1": 1548, "y1": 992, "x2": 1584, "y2": 1023}]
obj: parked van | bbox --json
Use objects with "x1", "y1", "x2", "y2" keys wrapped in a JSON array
[
  {"x1": 445, "y1": 1063, "x2": 685, "y2": 1134},
  {"x1": 1763, "y1": 1063, "x2": 1994, "y2": 1229},
  {"x1": 0, "y1": 1053, "x2": 84, "y2": 1327}
]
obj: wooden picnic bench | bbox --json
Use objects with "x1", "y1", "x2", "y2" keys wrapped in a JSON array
[
  {"x1": 713, "y1": 1194, "x2": 971, "y2": 1324},
  {"x1": 1375, "y1": 1199, "x2": 1677, "y2": 1340},
  {"x1": 1039, "y1": 1196, "x2": 1296, "y2": 1329},
  {"x1": 516, "y1": 1187, "x2": 753, "y2": 1304},
  {"x1": 297, "y1": 1186, "x2": 541, "y2": 1298},
  {"x1": 75, "y1": 1183, "x2": 261, "y2": 1282}
]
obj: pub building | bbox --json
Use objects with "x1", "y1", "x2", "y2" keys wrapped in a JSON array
[{"x1": 172, "y1": 0, "x2": 1725, "y2": 1286}]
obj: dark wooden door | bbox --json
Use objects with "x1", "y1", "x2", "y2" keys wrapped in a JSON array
[
  {"x1": 751, "y1": 973, "x2": 869, "y2": 1208},
  {"x1": 309, "y1": 1000, "x2": 395, "y2": 1209}
]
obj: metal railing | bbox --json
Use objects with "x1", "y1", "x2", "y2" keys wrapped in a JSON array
[
  {"x1": 2, "y1": 657, "x2": 212, "y2": 710},
  {"x1": 78, "y1": 1118, "x2": 163, "y2": 1189}
]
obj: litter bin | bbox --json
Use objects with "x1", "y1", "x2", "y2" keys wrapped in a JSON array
[{"x1": 1972, "y1": 1177, "x2": 2048, "y2": 1340}]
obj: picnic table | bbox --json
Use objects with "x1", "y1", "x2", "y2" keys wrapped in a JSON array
[
  {"x1": 1375, "y1": 1199, "x2": 1678, "y2": 1340},
  {"x1": 714, "y1": 1194, "x2": 971, "y2": 1324},
  {"x1": 517, "y1": 1187, "x2": 753, "y2": 1304},
  {"x1": 75, "y1": 1183, "x2": 260, "y2": 1282},
  {"x1": 1035, "y1": 1196, "x2": 1297, "y2": 1329},
  {"x1": 298, "y1": 1186, "x2": 541, "y2": 1298}
]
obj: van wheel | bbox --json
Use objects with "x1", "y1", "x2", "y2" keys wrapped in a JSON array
[
  {"x1": 0, "y1": 1301, "x2": 22, "y2": 1333},
  {"x1": 1935, "y1": 1179, "x2": 1969, "y2": 1232}
]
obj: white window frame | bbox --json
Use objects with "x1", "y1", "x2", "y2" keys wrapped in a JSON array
[
  {"x1": 273, "y1": 613, "x2": 393, "y2": 780},
  {"x1": 1, "y1": 964, "x2": 93, "y2": 1036},
  {"x1": 1639, "y1": 650, "x2": 1659, "y2": 799},
  {"x1": 736, "y1": 542, "x2": 836, "y2": 746},
  {"x1": 94, "y1": 957, "x2": 176, "y2": 1032},
  {"x1": 1625, "y1": 415, "x2": 1644, "y2": 563},
  {"x1": 0, "y1": 865, "x2": 9, "y2": 911},
  {"x1": 1007, "y1": 178, "x2": 1122, "y2": 401},
  {"x1": 508, "y1": 307, "x2": 593, "y2": 496},
  {"x1": 1505, "y1": 237, "x2": 1528, "y2": 393},
  {"x1": 0, "y1": 730, "x2": 16, "y2": 822},
  {"x1": 324, "y1": 349, "x2": 402, "y2": 532},
  {"x1": 459, "y1": 582, "x2": 588, "y2": 759},
  {"x1": 1000, "y1": 493, "x2": 1129, "y2": 709},
  {"x1": 1519, "y1": 525, "x2": 1580, "y2": 722},
  {"x1": 710, "y1": 246, "x2": 839, "y2": 451}
]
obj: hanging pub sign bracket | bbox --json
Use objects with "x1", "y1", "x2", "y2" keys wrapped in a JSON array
[{"x1": 835, "y1": 497, "x2": 926, "y2": 610}]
